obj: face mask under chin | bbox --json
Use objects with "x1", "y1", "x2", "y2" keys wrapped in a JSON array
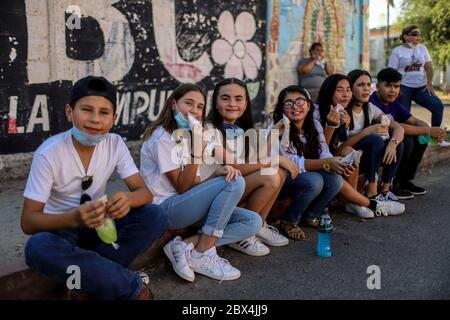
[
  {"x1": 174, "y1": 111, "x2": 190, "y2": 129},
  {"x1": 71, "y1": 125, "x2": 107, "y2": 146}
]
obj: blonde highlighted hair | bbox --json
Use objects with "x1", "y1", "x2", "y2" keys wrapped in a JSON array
[{"x1": 142, "y1": 83, "x2": 206, "y2": 141}]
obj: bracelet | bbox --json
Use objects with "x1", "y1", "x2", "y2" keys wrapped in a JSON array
[
  {"x1": 389, "y1": 138, "x2": 400, "y2": 145},
  {"x1": 322, "y1": 160, "x2": 331, "y2": 171},
  {"x1": 325, "y1": 123, "x2": 338, "y2": 129}
]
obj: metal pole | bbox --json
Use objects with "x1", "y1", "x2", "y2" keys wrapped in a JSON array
[{"x1": 386, "y1": 0, "x2": 390, "y2": 66}]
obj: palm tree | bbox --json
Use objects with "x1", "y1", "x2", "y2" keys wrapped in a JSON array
[{"x1": 386, "y1": 0, "x2": 395, "y2": 66}]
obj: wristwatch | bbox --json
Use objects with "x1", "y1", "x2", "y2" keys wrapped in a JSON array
[
  {"x1": 322, "y1": 160, "x2": 331, "y2": 171},
  {"x1": 325, "y1": 122, "x2": 338, "y2": 129},
  {"x1": 390, "y1": 138, "x2": 400, "y2": 145}
]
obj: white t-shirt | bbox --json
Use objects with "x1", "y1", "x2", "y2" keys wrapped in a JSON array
[
  {"x1": 24, "y1": 131, "x2": 139, "y2": 214},
  {"x1": 347, "y1": 103, "x2": 383, "y2": 137},
  {"x1": 388, "y1": 44, "x2": 432, "y2": 88},
  {"x1": 140, "y1": 127, "x2": 200, "y2": 205},
  {"x1": 267, "y1": 119, "x2": 333, "y2": 173}
]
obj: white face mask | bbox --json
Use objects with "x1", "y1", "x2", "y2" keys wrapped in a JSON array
[{"x1": 407, "y1": 41, "x2": 418, "y2": 49}]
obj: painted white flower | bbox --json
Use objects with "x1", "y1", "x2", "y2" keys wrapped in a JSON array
[{"x1": 211, "y1": 11, "x2": 262, "y2": 80}]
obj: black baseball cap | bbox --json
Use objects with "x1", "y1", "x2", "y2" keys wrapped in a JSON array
[{"x1": 70, "y1": 76, "x2": 117, "y2": 111}]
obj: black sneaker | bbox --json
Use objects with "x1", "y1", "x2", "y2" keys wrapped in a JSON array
[
  {"x1": 391, "y1": 188, "x2": 415, "y2": 200},
  {"x1": 400, "y1": 181, "x2": 426, "y2": 196}
]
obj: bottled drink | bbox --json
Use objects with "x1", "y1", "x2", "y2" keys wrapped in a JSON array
[{"x1": 317, "y1": 216, "x2": 333, "y2": 257}]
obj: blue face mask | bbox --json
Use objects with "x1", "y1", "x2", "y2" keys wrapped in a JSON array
[
  {"x1": 71, "y1": 125, "x2": 107, "y2": 146},
  {"x1": 223, "y1": 123, "x2": 244, "y2": 140},
  {"x1": 174, "y1": 111, "x2": 190, "y2": 129}
]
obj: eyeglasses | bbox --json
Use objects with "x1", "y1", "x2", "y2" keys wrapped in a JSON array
[
  {"x1": 408, "y1": 32, "x2": 421, "y2": 37},
  {"x1": 80, "y1": 175, "x2": 93, "y2": 204},
  {"x1": 283, "y1": 97, "x2": 307, "y2": 109}
]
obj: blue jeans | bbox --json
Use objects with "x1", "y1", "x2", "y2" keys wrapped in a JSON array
[
  {"x1": 278, "y1": 170, "x2": 343, "y2": 223},
  {"x1": 25, "y1": 204, "x2": 168, "y2": 300},
  {"x1": 399, "y1": 85, "x2": 444, "y2": 127},
  {"x1": 161, "y1": 176, "x2": 262, "y2": 246},
  {"x1": 354, "y1": 134, "x2": 404, "y2": 183},
  {"x1": 395, "y1": 135, "x2": 427, "y2": 184}
]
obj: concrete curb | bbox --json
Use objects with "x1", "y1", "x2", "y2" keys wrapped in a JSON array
[
  {"x1": 0, "y1": 227, "x2": 194, "y2": 300},
  {"x1": 1, "y1": 140, "x2": 449, "y2": 182}
]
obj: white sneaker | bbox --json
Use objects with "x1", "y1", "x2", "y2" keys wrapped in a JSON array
[
  {"x1": 228, "y1": 236, "x2": 270, "y2": 256},
  {"x1": 382, "y1": 191, "x2": 399, "y2": 201},
  {"x1": 439, "y1": 140, "x2": 450, "y2": 147},
  {"x1": 256, "y1": 222, "x2": 289, "y2": 247},
  {"x1": 344, "y1": 203, "x2": 374, "y2": 218},
  {"x1": 189, "y1": 246, "x2": 241, "y2": 281},
  {"x1": 163, "y1": 236, "x2": 195, "y2": 282},
  {"x1": 373, "y1": 199, "x2": 405, "y2": 216}
]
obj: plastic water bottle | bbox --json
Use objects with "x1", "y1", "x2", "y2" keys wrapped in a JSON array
[{"x1": 317, "y1": 216, "x2": 333, "y2": 257}]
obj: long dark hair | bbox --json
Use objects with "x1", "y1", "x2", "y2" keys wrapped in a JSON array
[
  {"x1": 273, "y1": 85, "x2": 321, "y2": 159},
  {"x1": 316, "y1": 74, "x2": 350, "y2": 126},
  {"x1": 206, "y1": 78, "x2": 253, "y2": 133},
  {"x1": 347, "y1": 69, "x2": 372, "y2": 130},
  {"x1": 316, "y1": 74, "x2": 350, "y2": 146},
  {"x1": 142, "y1": 83, "x2": 206, "y2": 140}
]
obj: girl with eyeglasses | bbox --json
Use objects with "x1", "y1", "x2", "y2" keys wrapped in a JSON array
[
  {"x1": 315, "y1": 74, "x2": 405, "y2": 218},
  {"x1": 206, "y1": 78, "x2": 296, "y2": 255},
  {"x1": 140, "y1": 83, "x2": 261, "y2": 283},
  {"x1": 269, "y1": 85, "x2": 344, "y2": 241},
  {"x1": 388, "y1": 25, "x2": 448, "y2": 147}
]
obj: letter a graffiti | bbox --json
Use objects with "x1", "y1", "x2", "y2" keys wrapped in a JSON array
[
  {"x1": 66, "y1": 5, "x2": 81, "y2": 30},
  {"x1": 366, "y1": 265, "x2": 381, "y2": 290},
  {"x1": 66, "y1": 265, "x2": 81, "y2": 290}
]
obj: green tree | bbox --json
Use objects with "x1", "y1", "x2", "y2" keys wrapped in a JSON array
[{"x1": 394, "y1": 0, "x2": 450, "y2": 67}]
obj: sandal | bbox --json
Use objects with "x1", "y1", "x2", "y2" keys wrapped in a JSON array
[
  {"x1": 299, "y1": 217, "x2": 320, "y2": 228},
  {"x1": 281, "y1": 220, "x2": 306, "y2": 241}
]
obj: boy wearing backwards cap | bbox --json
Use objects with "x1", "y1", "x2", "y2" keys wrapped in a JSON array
[{"x1": 21, "y1": 76, "x2": 168, "y2": 300}]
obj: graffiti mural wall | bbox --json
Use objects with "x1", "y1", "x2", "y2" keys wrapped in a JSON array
[
  {"x1": 0, "y1": 0, "x2": 266, "y2": 154},
  {"x1": 265, "y1": 0, "x2": 369, "y2": 112},
  {"x1": 1, "y1": 0, "x2": 369, "y2": 155}
]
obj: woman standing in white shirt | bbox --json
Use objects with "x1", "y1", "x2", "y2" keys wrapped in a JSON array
[{"x1": 388, "y1": 25, "x2": 448, "y2": 146}]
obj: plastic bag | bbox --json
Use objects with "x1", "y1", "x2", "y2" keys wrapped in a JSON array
[
  {"x1": 281, "y1": 114, "x2": 291, "y2": 148},
  {"x1": 340, "y1": 150, "x2": 363, "y2": 166},
  {"x1": 380, "y1": 114, "x2": 391, "y2": 140},
  {"x1": 95, "y1": 195, "x2": 120, "y2": 250},
  {"x1": 188, "y1": 113, "x2": 202, "y2": 131}
]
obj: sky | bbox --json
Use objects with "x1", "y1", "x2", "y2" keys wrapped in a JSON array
[{"x1": 369, "y1": 0, "x2": 403, "y2": 29}]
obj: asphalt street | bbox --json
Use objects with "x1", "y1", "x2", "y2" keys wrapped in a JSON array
[
  {"x1": 148, "y1": 163, "x2": 450, "y2": 300},
  {"x1": 1, "y1": 163, "x2": 449, "y2": 299}
]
